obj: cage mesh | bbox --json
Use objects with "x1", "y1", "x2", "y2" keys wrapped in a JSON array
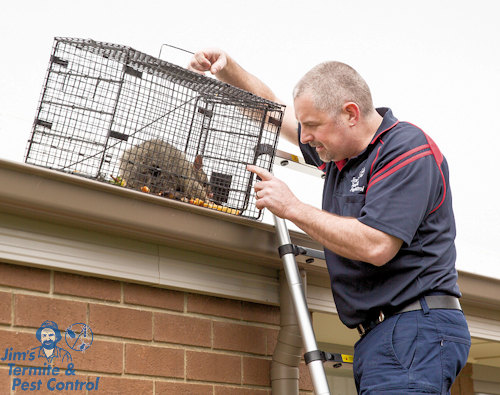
[{"x1": 25, "y1": 38, "x2": 284, "y2": 220}]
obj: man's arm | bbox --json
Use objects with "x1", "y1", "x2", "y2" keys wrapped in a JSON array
[
  {"x1": 188, "y1": 49, "x2": 299, "y2": 145},
  {"x1": 286, "y1": 201, "x2": 403, "y2": 266},
  {"x1": 248, "y1": 165, "x2": 403, "y2": 266}
]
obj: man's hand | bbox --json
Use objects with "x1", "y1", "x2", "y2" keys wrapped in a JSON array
[
  {"x1": 188, "y1": 48, "x2": 299, "y2": 145},
  {"x1": 187, "y1": 49, "x2": 228, "y2": 75},
  {"x1": 247, "y1": 165, "x2": 301, "y2": 219}
]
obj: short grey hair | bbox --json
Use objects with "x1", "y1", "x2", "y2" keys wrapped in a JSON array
[{"x1": 293, "y1": 61, "x2": 374, "y2": 116}]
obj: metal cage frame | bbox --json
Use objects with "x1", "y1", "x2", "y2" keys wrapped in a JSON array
[{"x1": 25, "y1": 37, "x2": 285, "y2": 220}]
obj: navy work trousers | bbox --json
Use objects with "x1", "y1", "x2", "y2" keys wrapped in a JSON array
[{"x1": 353, "y1": 298, "x2": 471, "y2": 394}]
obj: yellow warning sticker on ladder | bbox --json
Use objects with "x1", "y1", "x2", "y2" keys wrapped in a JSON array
[{"x1": 342, "y1": 354, "x2": 354, "y2": 363}]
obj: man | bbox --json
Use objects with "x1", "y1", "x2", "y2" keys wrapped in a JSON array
[
  {"x1": 31, "y1": 320, "x2": 72, "y2": 365},
  {"x1": 189, "y1": 50, "x2": 470, "y2": 394}
]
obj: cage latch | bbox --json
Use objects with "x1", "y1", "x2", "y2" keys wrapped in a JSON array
[
  {"x1": 124, "y1": 65, "x2": 142, "y2": 79},
  {"x1": 197, "y1": 107, "x2": 213, "y2": 118},
  {"x1": 267, "y1": 116, "x2": 282, "y2": 127},
  {"x1": 108, "y1": 131, "x2": 129, "y2": 141},
  {"x1": 255, "y1": 143, "x2": 275, "y2": 158},
  {"x1": 51, "y1": 56, "x2": 68, "y2": 68},
  {"x1": 35, "y1": 119, "x2": 53, "y2": 129}
]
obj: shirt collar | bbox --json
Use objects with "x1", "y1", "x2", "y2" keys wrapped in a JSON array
[{"x1": 370, "y1": 107, "x2": 399, "y2": 144}]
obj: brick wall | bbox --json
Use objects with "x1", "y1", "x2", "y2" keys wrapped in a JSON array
[{"x1": 0, "y1": 261, "x2": 313, "y2": 394}]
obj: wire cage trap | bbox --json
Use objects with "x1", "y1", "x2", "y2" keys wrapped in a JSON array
[{"x1": 25, "y1": 37, "x2": 285, "y2": 220}]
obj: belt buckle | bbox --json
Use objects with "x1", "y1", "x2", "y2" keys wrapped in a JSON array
[{"x1": 357, "y1": 311, "x2": 385, "y2": 338}]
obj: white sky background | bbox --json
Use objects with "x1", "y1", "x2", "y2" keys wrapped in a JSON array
[{"x1": 1, "y1": 0, "x2": 499, "y2": 278}]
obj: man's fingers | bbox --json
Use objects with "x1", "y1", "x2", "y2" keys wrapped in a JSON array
[
  {"x1": 196, "y1": 52, "x2": 212, "y2": 68},
  {"x1": 247, "y1": 164, "x2": 273, "y2": 181},
  {"x1": 187, "y1": 51, "x2": 212, "y2": 74},
  {"x1": 188, "y1": 49, "x2": 227, "y2": 76},
  {"x1": 187, "y1": 52, "x2": 210, "y2": 74},
  {"x1": 209, "y1": 54, "x2": 226, "y2": 75},
  {"x1": 202, "y1": 49, "x2": 227, "y2": 75}
]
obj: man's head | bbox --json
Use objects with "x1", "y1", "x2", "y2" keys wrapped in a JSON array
[
  {"x1": 293, "y1": 61, "x2": 378, "y2": 162},
  {"x1": 293, "y1": 61, "x2": 374, "y2": 117},
  {"x1": 36, "y1": 320, "x2": 62, "y2": 349}
]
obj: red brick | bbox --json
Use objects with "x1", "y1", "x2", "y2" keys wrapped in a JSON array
[
  {"x1": 241, "y1": 302, "x2": 280, "y2": 325},
  {"x1": 187, "y1": 351, "x2": 241, "y2": 384},
  {"x1": 242, "y1": 357, "x2": 271, "y2": 386},
  {"x1": 155, "y1": 381, "x2": 213, "y2": 394},
  {"x1": 0, "y1": 262, "x2": 50, "y2": 292},
  {"x1": 14, "y1": 294, "x2": 87, "y2": 330},
  {"x1": 88, "y1": 375, "x2": 153, "y2": 394},
  {"x1": 299, "y1": 362, "x2": 313, "y2": 391},
  {"x1": 125, "y1": 344, "x2": 184, "y2": 378},
  {"x1": 214, "y1": 387, "x2": 270, "y2": 395},
  {"x1": 0, "y1": 330, "x2": 41, "y2": 370},
  {"x1": 154, "y1": 312, "x2": 211, "y2": 347},
  {"x1": 54, "y1": 272, "x2": 121, "y2": 302},
  {"x1": 266, "y1": 328, "x2": 279, "y2": 356},
  {"x1": 0, "y1": 291, "x2": 11, "y2": 324},
  {"x1": 124, "y1": 283, "x2": 184, "y2": 311},
  {"x1": 187, "y1": 294, "x2": 241, "y2": 319},
  {"x1": 0, "y1": 367, "x2": 11, "y2": 394},
  {"x1": 89, "y1": 304, "x2": 152, "y2": 340},
  {"x1": 70, "y1": 339, "x2": 123, "y2": 374},
  {"x1": 213, "y1": 322, "x2": 268, "y2": 355}
]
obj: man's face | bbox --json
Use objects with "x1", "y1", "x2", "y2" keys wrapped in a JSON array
[
  {"x1": 41, "y1": 328, "x2": 56, "y2": 349},
  {"x1": 294, "y1": 93, "x2": 352, "y2": 162}
]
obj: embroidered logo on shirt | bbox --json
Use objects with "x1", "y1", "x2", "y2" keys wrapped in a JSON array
[{"x1": 350, "y1": 167, "x2": 366, "y2": 193}]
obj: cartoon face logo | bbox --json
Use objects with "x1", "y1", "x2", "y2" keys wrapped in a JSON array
[
  {"x1": 40, "y1": 328, "x2": 57, "y2": 350},
  {"x1": 32, "y1": 321, "x2": 72, "y2": 365}
]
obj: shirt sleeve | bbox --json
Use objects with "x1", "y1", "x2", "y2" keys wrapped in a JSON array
[{"x1": 358, "y1": 133, "x2": 444, "y2": 246}]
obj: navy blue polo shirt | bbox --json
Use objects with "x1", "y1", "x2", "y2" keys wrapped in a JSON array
[{"x1": 298, "y1": 108, "x2": 461, "y2": 328}]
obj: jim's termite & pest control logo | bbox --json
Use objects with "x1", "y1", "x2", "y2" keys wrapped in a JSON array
[{"x1": 1, "y1": 320, "x2": 100, "y2": 392}]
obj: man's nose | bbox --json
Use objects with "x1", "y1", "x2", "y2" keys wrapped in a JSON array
[{"x1": 299, "y1": 128, "x2": 313, "y2": 144}]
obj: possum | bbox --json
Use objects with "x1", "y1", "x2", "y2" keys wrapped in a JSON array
[{"x1": 119, "y1": 139, "x2": 211, "y2": 201}]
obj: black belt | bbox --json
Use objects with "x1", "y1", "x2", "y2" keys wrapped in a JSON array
[{"x1": 356, "y1": 295, "x2": 462, "y2": 338}]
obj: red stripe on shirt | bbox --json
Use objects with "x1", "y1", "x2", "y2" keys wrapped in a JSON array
[
  {"x1": 405, "y1": 124, "x2": 446, "y2": 214},
  {"x1": 428, "y1": 167, "x2": 446, "y2": 214},
  {"x1": 423, "y1": 132, "x2": 443, "y2": 166},
  {"x1": 370, "y1": 146, "x2": 383, "y2": 177},
  {"x1": 371, "y1": 144, "x2": 430, "y2": 183},
  {"x1": 366, "y1": 151, "x2": 433, "y2": 193},
  {"x1": 423, "y1": 133, "x2": 446, "y2": 214}
]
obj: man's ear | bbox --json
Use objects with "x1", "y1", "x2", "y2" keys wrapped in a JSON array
[{"x1": 343, "y1": 102, "x2": 360, "y2": 126}]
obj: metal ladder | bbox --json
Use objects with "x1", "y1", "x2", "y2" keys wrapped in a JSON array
[
  {"x1": 272, "y1": 149, "x2": 353, "y2": 394},
  {"x1": 274, "y1": 215, "x2": 356, "y2": 394}
]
